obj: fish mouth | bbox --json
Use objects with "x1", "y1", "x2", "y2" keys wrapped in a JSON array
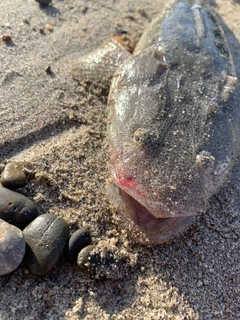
[{"x1": 109, "y1": 174, "x2": 195, "y2": 242}]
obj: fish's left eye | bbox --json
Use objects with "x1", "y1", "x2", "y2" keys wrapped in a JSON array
[{"x1": 196, "y1": 150, "x2": 215, "y2": 173}]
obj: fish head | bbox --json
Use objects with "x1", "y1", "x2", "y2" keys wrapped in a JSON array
[{"x1": 107, "y1": 43, "x2": 238, "y2": 243}]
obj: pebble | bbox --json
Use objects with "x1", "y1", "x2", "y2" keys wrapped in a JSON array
[
  {"x1": 0, "y1": 187, "x2": 39, "y2": 229},
  {"x1": 1, "y1": 162, "x2": 27, "y2": 188},
  {"x1": 35, "y1": 0, "x2": 52, "y2": 5},
  {"x1": 0, "y1": 219, "x2": 26, "y2": 276},
  {"x1": 23, "y1": 213, "x2": 70, "y2": 276},
  {"x1": 1, "y1": 35, "x2": 12, "y2": 43},
  {"x1": 77, "y1": 245, "x2": 118, "y2": 276},
  {"x1": 67, "y1": 228, "x2": 92, "y2": 264},
  {"x1": 45, "y1": 24, "x2": 53, "y2": 31},
  {"x1": 77, "y1": 242, "x2": 137, "y2": 279},
  {"x1": 77, "y1": 245, "x2": 97, "y2": 275}
]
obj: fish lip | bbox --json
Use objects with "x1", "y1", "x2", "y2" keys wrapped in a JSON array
[{"x1": 111, "y1": 173, "x2": 195, "y2": 235}]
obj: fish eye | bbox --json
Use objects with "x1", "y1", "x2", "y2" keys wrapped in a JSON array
[
  {"x1": 133, "y1": 128, "x2": 151, "y2": 145},
  {"x1": 196, "y1": 150, "x2": 215, "y2": 173}
]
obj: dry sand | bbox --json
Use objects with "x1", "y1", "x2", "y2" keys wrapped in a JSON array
[{"x1": 0, "y1": 0, "x2": 240, "y2": 319}]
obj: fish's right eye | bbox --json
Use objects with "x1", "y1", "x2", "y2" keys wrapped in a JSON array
[{"x1": 133, "y1": 128, "x2": 150, "y2": 145}]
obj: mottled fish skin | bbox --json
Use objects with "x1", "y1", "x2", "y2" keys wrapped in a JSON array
[{"x1": 107, "y1": 0, "x2": 240, "y2": 243}]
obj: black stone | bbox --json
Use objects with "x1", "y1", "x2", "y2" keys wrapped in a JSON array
[
  {"x1": 23, "y1": 213, "x2": 70, "y2": 276},
  {"x1": 77, "y1": 244, "x2": 128, "y2": 278},
  {"x1": 77, "y1": 245, "x2": 97, "y2": 275},
  {"x1": 0, "y1": 219, "x2": 26, "y2": 275},
  {"x1": 0, "y1": 187, "x2": 39, "y2": 229},
  {"x1": 67, "y1": 228, "x2": 92, "y2": 264},
  {"x1": 77, "y1": 245, "x2": 117, "y2": 276}
]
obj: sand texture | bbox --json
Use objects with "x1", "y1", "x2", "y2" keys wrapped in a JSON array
[{"x1": 0, "y1": 0, "x2": 240, "y2": 319}]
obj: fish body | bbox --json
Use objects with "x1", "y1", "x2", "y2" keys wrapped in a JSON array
[{"x1": 107, "y1": 0, "x2": 240, "y2": 243}]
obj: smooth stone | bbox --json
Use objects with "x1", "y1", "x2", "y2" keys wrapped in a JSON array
[
  {"x1": 77, "y1": 244, "x2": 132, "y2": 279},
  {"x1": 77, "y1": 245, "x2": 97, "y2": 275},
  {"x1": 35, "y1": 0, "x2": 52, "y2": 5},
  {"x1": 77, "y1": 244, "x2": 117, "y2": 276},
  {"x1": 66, "y1": 228, "x2": 92, "y2": 264},
  {"x1": 0, "y1": 187, "x2": 39, "y2": 229},
  {"x1": 0, "y1": 219, "x2": 26, "y2": 276},
  {"x1": 23, "y1": 213, "x2": 70, "y2": 276},
  {"x1": 1, "y1": 162, "x2": 27, "y2": 188}
]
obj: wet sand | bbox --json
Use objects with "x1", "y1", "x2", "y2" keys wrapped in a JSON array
[{"x1": 0, "y1": 0, "x2": 240, "y2": 319}]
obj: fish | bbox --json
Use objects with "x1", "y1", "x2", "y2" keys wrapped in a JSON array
[{"x1": 106, "y1": 0, "x2": 240, "y2": 243}]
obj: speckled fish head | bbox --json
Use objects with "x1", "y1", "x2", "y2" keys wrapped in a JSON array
[{"x1": 107, "y1": 1, "x2": 240, "y2": 241}]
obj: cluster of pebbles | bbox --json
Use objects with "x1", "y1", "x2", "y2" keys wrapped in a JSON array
[{"x1": 0, "y1": 162, "x2": 99, "y2": 277}]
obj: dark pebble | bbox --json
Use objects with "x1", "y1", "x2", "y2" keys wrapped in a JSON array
[
  {"x1": 67, "y1": 228, "x2": 92, "y2": 264},
  {"x1": 1, "y1": 162, "x2": 27, "y2": 188},
  {"x1": 77, "y1": 245, "x2": 117, "y2": 276},
  {"x1": 23, "y1": 213, "x2": 70, "y2": 276},
  {"x1": 77, "y1": 244, "x2": 133, "y2": 279},
  {"x1": 0, "y1": 187, "x2": 39, "y2": 229},
  {"x1": 77, "y1": 245, "x2": 97, "y2": 275},
  {"x1": 35, "y1": 0, "x2": 52, "y2": 5},
  {"x1": 0, "y1": 219, "x2": 26, "y2": 275},
  {"x1": 1, "y1": 35, "x2": 12, "y2": 43}
]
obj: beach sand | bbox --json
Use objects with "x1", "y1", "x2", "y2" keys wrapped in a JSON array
[{"x1": 0, "y1": 0, "x2": 240, "y2": 319}]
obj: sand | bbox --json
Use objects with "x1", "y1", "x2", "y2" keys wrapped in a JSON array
[{"x1": 0, "y1": 0, "x2": 240, "y2": 319}]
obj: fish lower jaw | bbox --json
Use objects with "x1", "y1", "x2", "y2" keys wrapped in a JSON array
[
  {"x1": 124, "y1": 189, "x2": 195, "y2": 235},
  {"x1": 108, "y1": 182, "x2": 195, "y2": 243}
]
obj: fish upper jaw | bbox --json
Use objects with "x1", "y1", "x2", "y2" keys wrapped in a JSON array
[{"x1": 111, "y1": 169, "x2": 200, "y2": 219}]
